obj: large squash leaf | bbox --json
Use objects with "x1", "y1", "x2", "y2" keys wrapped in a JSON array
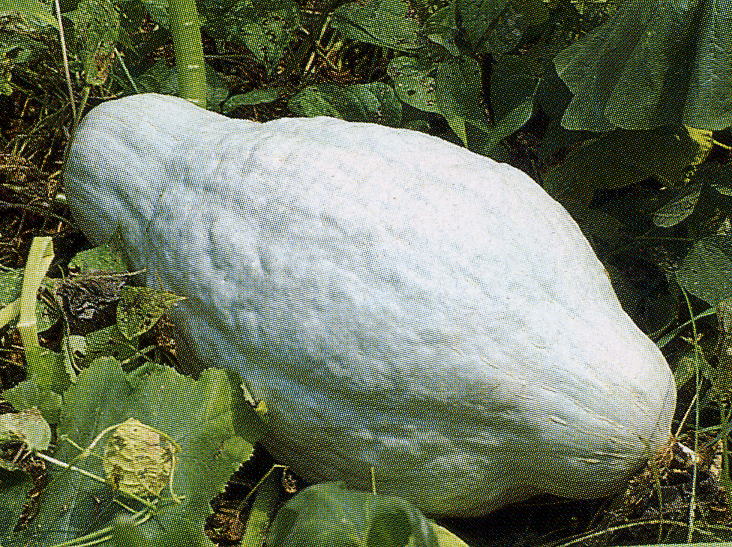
[
  {"x1": 267, "y1": 482, "x2": 446, "y2": 547},
  {"x1": 3, "y1": 358, "x2": 259, "y2": 545},
  {"x1": 554, "y1": 0, "x2": 732, "y2": 131}
]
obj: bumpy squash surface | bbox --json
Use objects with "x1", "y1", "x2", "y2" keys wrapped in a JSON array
[{"x1": 64, "y1": 93, "x2": 676, "y2": 516}]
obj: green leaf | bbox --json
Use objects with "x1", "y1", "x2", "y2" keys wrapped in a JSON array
[
  {"x1": 672, "y1": 346, "x2": 712, "y2": 391},
  {"x1": 289, "y1": 82, "x2": 402, "y2": 126},
  {"x1": 2, "y1": 379, "x2": 63, "y2": 426},
  {"x1": 428, "y1": 524, "x2": 469, "y2": 546},
  {"x1": 677, "y1": 235, "x2": 732, "y2": 306},
  {"x1": 138, "y1": 0, "x2": 169, "y2": 27},
  {"x1": 23, "y1": 347, "x2": 69, "y2": 394},
  {"x1": 434, "y1": 57, "x2": 489, "y2": 144},
  {"x1": 111, "y1": 515, "x2": 153, "y2": 547},
  {"x1": 116, "y1": 286, "x2": 185, "y2": 340},
  {"x1": 67, "y1": 326, "x2": 139, "y2": 370},
  {"x1": 387, "y1": 56, "x2": 440, "y2": 114},
  {"x1": 697, "y1": 162, "x2": 732, "y2": 197},
  {"x1": 455, "y1": 0, "x2": 547, "y2": 55},
  {"x1": 467, "y1": 53, "x2": 538, "y2": 153},
  {"x1": 6, "y1": 358, "x2": 258, "y2": 544},
  {"x1": 201, "y1": 0, "x2": 300, "y2": 75},
  {"x1": 652, "y1": 176, "x2": 731, "y2": 232},
  {"x1": 0, "y1": 0, "x2": 58, "y2": 28},
  {"x1": 563, "y1": 200, "x2": 625, "y2": 246},
  {"x1": 331, "y1": 0, "x2": 425, "y2": 51},
  {"x1": 554, "y1": 0, "x2": 732, "y2": 131},
  {"x1": 0, "y1": 268, "x2": 23, "y2": 307},
  {"x1": 131, "y1": 60, "x2": 230, "y2": 109},
  {"x1": 66, "y1": 0, "x2": 120, "y2": 86},
  {"x1": 0, "y1": 468, "x2": 32, "y2": 540},
  {"x1": 240, "y1": 469, "x2": 280, "y2": 546},
  {"x1": 454, "y1": 0, "x2": 510, "y2": 53},
  {"x1": 544, "y1": 126, "x2": 702, "y2": 201},
  {"x1": 0, "y1": 268, "x2": 57, "y2": 338},
  {"x1": 652, "y1": 182, "x2": 703, "y2": 228},
  {"x1": 222, "y1": 87, "x2": 281, "y2": 114},
  {"x1": 69, "y1": 244, "x2": 128, "y2": 274},
  {"x1": 267, "y1": 482, "x2": 439, "y2": 547},
  {"x1": 0, "y1": 409, "x2": 51, "y2": 471},
  {"x1": 424, "y1": 6, "x2": 460, "y2": 55}
]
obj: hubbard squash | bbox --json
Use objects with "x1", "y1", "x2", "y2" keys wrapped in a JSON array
[{"x1": 63, "y1": 93, "x2": 676, "y2": 517}]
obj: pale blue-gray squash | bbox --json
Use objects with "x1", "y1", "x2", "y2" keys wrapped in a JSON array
[{"x1": 63, "y1": 93, "x2": 676, "y2": 517}]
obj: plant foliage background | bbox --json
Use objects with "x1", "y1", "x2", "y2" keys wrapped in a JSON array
[{"x1": 0, "y1": 0, "x2": 731, "y2": 545}]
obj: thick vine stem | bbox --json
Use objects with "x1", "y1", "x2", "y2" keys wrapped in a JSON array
[{"x1": 168, "y1": 0, "x2": 207, "y2": 107}]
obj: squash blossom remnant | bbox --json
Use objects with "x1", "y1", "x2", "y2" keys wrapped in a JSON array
[{"x1": 102, "y1": 417, "x2": 179, "y2": 499}]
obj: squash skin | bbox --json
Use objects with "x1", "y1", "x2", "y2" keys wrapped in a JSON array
[{"x1": 63, "y1": 93, "x2": 676, "y2": 517}]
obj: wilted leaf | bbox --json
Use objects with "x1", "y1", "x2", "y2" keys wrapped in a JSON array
[
  {"x1": 57, "y1": 274, "x2": 126, "y2": 335},
  {"x1": 267, "y1": 482, "x2": 439, "y2": 547},
  {"x1": 103, "y1": 418, "x2": 178, "y2": 498},
  {"x1": 289, "y1": 82, "x2": 402, "y2": 126},
  {"x1": 331, "y1": 0, "x2": 424, "y2": 51},
  {"x1": 554, "y1": 0, "x2": 732, "y2": 131},
  {"x1": 5, "y1": 358, "x2": 258, "y2": 544},
  {"x1": 677, "y1": 235, "x2": 732, "y2": 306},
  {"x1": 0, "y1": 408, "x2": 51, "y2": 454},
  {"x1": 117, "y1": 285, "x2": 185, "y2": 340}
]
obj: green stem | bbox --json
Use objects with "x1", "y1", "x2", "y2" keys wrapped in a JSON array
[{"x1": 167, "y1": 0, "x2": 207, "y2": 107}]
